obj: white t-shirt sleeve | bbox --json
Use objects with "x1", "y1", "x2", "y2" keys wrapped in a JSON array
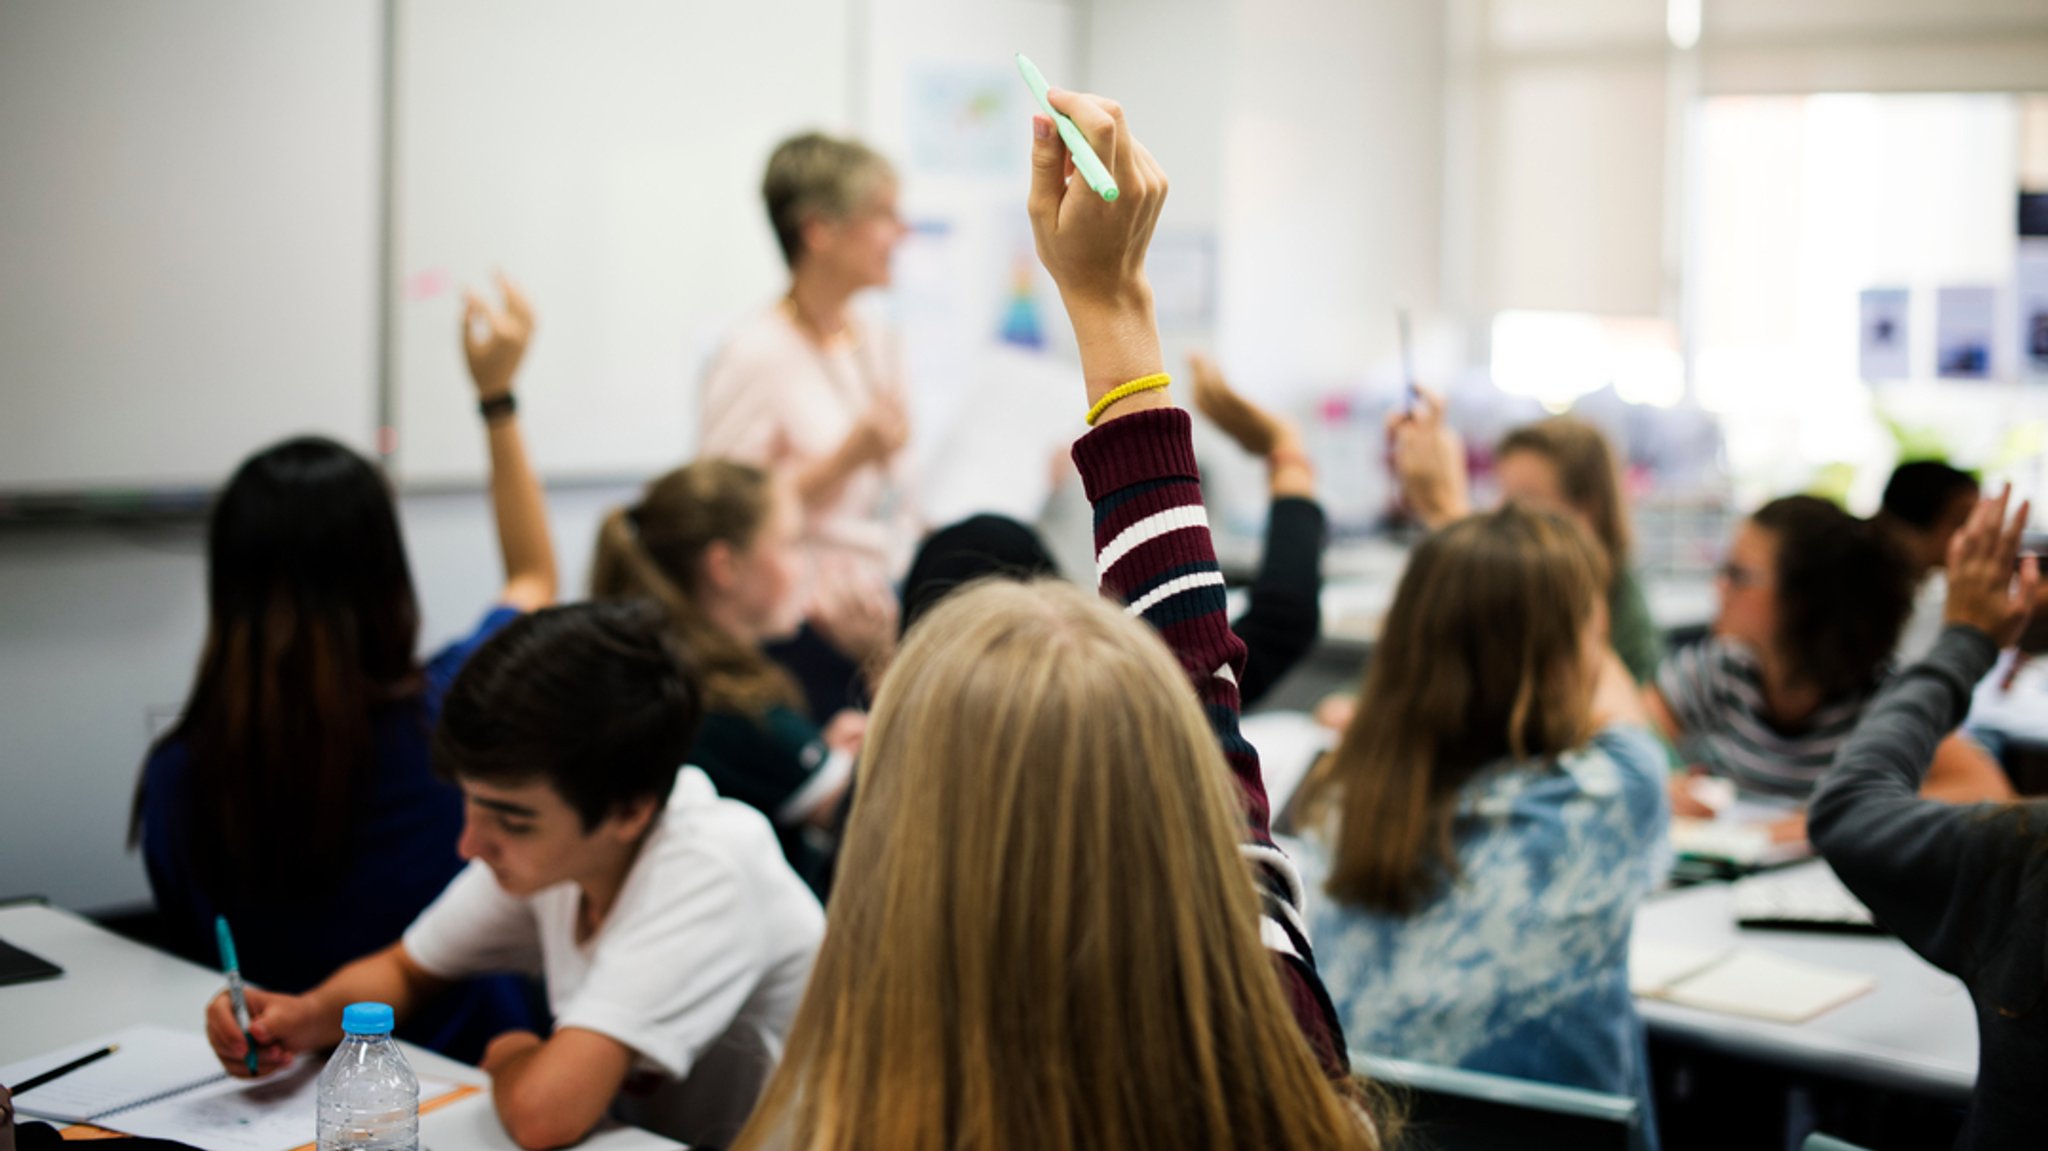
[
  {"x1": 401, "y1": 860, "x2": 544, "y2": 979},
  {"x1": 551, "y1": 846, "x2": 766, "y2": 1081}
]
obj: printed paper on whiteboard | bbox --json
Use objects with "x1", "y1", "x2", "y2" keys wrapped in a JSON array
[
  {"x1": 2018, "y1": 246, "x2": 2048, "y2": 380},
  {"x1": 1858, "y1": 288, "x2": 1911, "y2": 382},
  {"x1": 1936, "y1": 286, "x2": 1998, "y2": 381}
]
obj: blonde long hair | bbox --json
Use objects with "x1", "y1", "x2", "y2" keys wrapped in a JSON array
[
  {"x1": 589, "y1": 460, "x2": 802, "y2": 716},
  {"x1": 1301, "y1": 506, "x2": 1607, "y2": 915},
  {"x1": 732, "y1": 580, "x2": 1379, "y2": 1151}
]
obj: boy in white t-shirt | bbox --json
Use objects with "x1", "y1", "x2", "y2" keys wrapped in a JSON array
[{"x1": 202, "y1": 603, "x2": 825, "y2": 1150}]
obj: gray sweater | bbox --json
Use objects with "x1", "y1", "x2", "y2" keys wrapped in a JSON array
[{"x1": 1808, "y1": 626, "x2": 2048, "y2": 1151}]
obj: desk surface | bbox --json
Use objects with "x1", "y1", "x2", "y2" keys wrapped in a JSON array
[
  {"x1": 1633, "y1": 872, "x2": 1978, "y2": 1102},
  {"x1": 0, "y1": 903, "x2": 681, "y2": 1151},
  {"x1": 1968, "y1": 651, "x2": 2048, "y2": 749}
]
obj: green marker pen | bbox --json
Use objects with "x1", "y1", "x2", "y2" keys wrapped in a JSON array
[{"x1": 1015, "y1": 53, "x2": 1119, "y2": 203}]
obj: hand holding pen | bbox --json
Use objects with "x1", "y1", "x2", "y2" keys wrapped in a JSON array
[{"x1": 215, "y1": 918, "x2": 258, "y2": 1077}]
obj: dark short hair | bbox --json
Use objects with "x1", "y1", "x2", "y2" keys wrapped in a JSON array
[
  {"x1": 1880, "y1": 460, "x2": 1979, "y2": 531},
  {"x1": 900, "y1": 514, "x2": 1060, "y2": 636},
  {"x1": 1753, "y1": 495, "x2": 1914, "y2": 698},
  {"x1": 434, "y1": 602, "x2": 704, "y2": 830}
]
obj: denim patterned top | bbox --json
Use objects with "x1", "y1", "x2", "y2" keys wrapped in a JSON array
[{"x1": 1293, "y1": 724, "x2": 1671, "y2": 1098}]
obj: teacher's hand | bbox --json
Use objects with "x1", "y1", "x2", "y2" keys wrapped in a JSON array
[{"x1": 845, "y1": 390, "x2": 910, "y2": 469}]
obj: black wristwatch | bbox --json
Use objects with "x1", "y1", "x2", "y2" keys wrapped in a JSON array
[{"x1": 478, "y1": 393, "x2": 518, "y2": 424}]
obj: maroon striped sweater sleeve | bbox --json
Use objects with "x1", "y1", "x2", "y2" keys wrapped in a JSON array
[{"x1": 1071, "y1": 407, "x2": 1350, "y2": 1079}]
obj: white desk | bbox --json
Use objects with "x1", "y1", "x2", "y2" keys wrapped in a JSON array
[
  {"x1": 0, "y1": 903, "x2": 681, "y2": 1151},
  {"x1": 1632, "y1": 876, "x2": 1977, "y2": 1103},
  {"x1": 1967, "y1": 650, "x2": 2048, "y2": 749}
]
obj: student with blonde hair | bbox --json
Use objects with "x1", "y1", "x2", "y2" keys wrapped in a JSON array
[
  {"x1": 730, "y1": 90, "x2": 1379, "y2": 1151},
  {"x1": 700, "y1": 131, "x2": 917, "y2": 721},
  {"x1": 1293, "y1": 505, "x2": 1668, "y2": 1114},
  {"x1": 589, "y1": 460, "x2": 887, "y2": 892}
]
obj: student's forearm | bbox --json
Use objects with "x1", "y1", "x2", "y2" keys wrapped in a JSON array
[
  {"x1": 1410, "y1": 486, "x2": 1470, "y2": 530},
  {"x1": 484, "y1": 1030, "x2": 630, "y2": 1151},
  {"x1": 1065, "y1": 289, "x2": 1168, "y2": 416},
  {"x1": 302, "y1": 945, "x2": 446, "y2": 1041},
  {"x1": 1267, "y1": 457, "x2": 1316, "y2": 501},
  {"x1": 485, "y1": 414, "x2": 557, "y2": 608},
  {"x1": 1920, "y1": 732, "x2": 2015, "y2": 803}
]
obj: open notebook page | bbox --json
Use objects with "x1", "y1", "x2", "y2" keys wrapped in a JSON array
[{"x1": 3, "y1": 1025, "x2": 223, "y2": 1123}]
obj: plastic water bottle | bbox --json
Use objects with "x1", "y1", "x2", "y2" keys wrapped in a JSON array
[{"x1": 316, "y1": 1003, "x2": 419, "y2": 1151}]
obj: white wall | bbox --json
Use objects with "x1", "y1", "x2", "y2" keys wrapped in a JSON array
[
  {"x1": 0, "y1": 488, "x2": 630, "y2": 914},
  {"x1": 0, "y1": 1, "x2": 382, "y2": 492}
]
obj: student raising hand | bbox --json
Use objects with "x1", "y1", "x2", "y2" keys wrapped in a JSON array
[
  {"x1": 1026, "y1": 89, "x2": 1169, "y2": 411},
  {"x1": 1943, "y1": 485, "x2": 2037, "y2": 646},
  {"x1": 1811, "y1": 488, "x2": 2048, "y2": 1148},
  {"x1": 460, "y1": 274, "x2": 556, "y2": 614},
  {"x1": 462, "y1": 273, "x2": 535, "y2": 400},
  {"x1": 1385, "y1": 385, "x2": 1469, "y2": 528}
]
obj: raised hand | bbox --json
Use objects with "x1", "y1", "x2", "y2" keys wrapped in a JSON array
[
  {"x1": 1385, "y1": 385, "x2": 1468, "y2": 528},
  {"x1": 462, "y1": 272, "x2": 536, "y2": 399},
  {"x1": 1192, "y1": 352, "x2": 1314, "y2": 498},
  {"x1": 1026, "y1": 89, "x2": 1169, "y2": 417},
  {"x1": 1943, "y1": 485, "x2": 2038, "y2": 648},
  {"x1": 1190, "y1": 353, "x2": 1281, "y2": 457}
]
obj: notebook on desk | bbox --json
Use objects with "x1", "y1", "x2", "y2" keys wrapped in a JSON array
[
  {"x1": 1731, "y1": 863, "x2": 1882, "y2": 934},
  {"x1": 1631, "y1": 942, "x2": 1876, "y2": 1023},
  {"x1": 3, "y1": 1025, "x2": 472, "y2": 1151},
  {"x1": 0, "y1": 935, "x2": 63, "y2": 986}
]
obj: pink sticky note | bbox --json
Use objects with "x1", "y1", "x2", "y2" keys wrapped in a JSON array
[{"x1": 405, "y1": 268, "x2": 452, "y2": 302}]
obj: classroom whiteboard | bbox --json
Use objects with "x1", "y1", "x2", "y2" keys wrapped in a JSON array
[
  {"x1": 0, "y1": 1, "x2": 383, "y2": 494},
  {"x1": 389, "y1": 0, "x2": 851, "y2": 485}
]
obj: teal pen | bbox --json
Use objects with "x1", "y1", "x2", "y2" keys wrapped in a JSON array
[
  {"x1": 214, "y1": 916, "x2": 259, "y2": 1075},
  {"x1": 1014, "y1": 53, "x2": 1119, "y2": 203}
]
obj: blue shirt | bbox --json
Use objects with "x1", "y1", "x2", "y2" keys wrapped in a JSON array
[
  {"x1": 1296, "y1": 725, "x2": 1670, "y2": 1099},
  {"x1": 137, "y1": 607, "x2": 520, "y2": 994}
]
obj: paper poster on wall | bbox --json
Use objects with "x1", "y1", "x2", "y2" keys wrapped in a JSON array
[
  {"x1": 2019, "y1": 246, "x2": 2048, "y2": 379},
  {"x1": 1148, "y1": 231, "x2": 1218, "y2": 332},
  {"x1": 1935, "y1": 286, "x2": 1998, "y2": 381},
  {"x1": 1858, "y1": 288, "x2": 1910, "y2": 382},
  {"x1": 905, "y1": 63, "x2": 1022, "y2": 176}
]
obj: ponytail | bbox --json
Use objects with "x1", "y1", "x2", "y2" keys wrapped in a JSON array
[{"x1": 589, "y1": 464, "x2": 804, "y2": 717}]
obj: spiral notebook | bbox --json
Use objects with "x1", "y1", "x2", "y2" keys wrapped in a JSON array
[
  {"x1": 4, "y1": 1026, "x2": 227, "y2": 1124},
  {"x1": 4, "y1": 1025, "x2": 471, "y2": 1151}
]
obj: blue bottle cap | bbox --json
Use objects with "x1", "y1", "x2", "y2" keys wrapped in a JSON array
[{"x1": 341, "y1": 1002, "x2": 396, "y2": 1036}]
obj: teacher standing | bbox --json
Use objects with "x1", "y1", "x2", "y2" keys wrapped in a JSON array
[{"x1": 699, "y1": 132, "x2": 918, "y2": 721}]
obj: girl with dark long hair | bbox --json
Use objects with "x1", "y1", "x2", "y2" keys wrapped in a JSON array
[{"x1": 131, "y1": 278, "x2": 555, "y2": 1053}]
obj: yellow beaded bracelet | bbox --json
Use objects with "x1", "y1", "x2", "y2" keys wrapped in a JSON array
[{"x1": 1085, "y1": 373, "x2": 1173, "y2": 427}]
